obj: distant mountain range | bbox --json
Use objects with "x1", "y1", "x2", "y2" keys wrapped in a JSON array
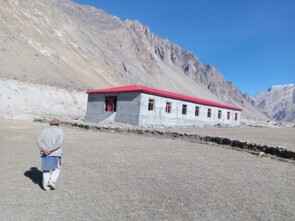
[
  {"x1": 254, "y1": 84, "x2": 295, "y2": 122},
  {"x1": 0, "y1": 0, "x2": 270, "y2": 120}
]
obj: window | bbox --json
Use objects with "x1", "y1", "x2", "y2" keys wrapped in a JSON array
[
  {"x1": 235, "y1": 113, "x2": 238, "y2": 121},
  {"x1": 195, "y1": 106, "x2": 199, "y2": 116},
  {"x1": 195, "y1": 107, "x2": 200, "y2": 117},
  {"x1": 227, "y1": 112, "x2": 230, "y2": 120},
  {"x1": 105, "y1": 96, "x2": 117, "y2": 112},
  {"x1": 148, "y1": 99, "x2": 155, "y2": 111},
  {"x1": 166, "y1": 102, "x2": 172, "y2": 113},
  {"x1": 182, "y1": 104, "x2": 187, "y2": 115},
  {"x1": 218, "y1": 110, "x2": 222, "y2": 119},
  {"x1": 207, "y1": 108, "x2": 211, "y2": 118}
]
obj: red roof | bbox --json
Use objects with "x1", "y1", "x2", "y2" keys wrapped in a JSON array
[{"x1": 87, "y1": 85, "x2": 243, "y2": 111}]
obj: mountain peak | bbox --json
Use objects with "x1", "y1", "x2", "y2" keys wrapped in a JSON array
[
  {"x1": 255, "y1": 84, "x2": 295, "y2": 122},
  {"x1": 268, "y1": 84, "x2": 295, "y2": 92}
]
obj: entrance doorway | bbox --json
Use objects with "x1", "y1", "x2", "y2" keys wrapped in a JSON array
[{"x1": 105, "y1": 96, "x2": 117, "y2": 112}]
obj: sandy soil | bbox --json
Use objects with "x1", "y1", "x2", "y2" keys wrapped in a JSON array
[{"x1": 0, "y1": 119, "x2": 295, "y2": 221}]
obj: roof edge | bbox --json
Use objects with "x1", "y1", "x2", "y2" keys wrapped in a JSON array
[{"x1": 86, "y1": 84, "x2": 243, "y2": 111}]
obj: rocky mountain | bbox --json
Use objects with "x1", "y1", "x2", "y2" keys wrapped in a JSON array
[
  {"x1": 254, "y1": 84, "x2": 295, "y2": 122},
  {"x1": 0, "y1": 0, "x2": 267, "y2": 120}
]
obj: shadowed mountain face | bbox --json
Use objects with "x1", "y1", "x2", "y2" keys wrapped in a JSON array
[
  {"x1": 254, "y1": 84, "x2": 295, "y2": 122},
  {"x1": 0, "y1": 0, "x2": 267, "y2": 119}
]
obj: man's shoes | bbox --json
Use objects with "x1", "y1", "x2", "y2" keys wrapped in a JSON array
[{"x1": 48, "y1": 182, "x2": 56, "y2": 190}]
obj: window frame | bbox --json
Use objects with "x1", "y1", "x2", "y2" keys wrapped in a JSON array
[
  {"x1": 218, "y1": 110, "x2": 222, "y2": 119},
  {"x1": 227, "y1": 111, "x2": 230, "y2": 120},
  {"x1": 182, "y1": 104, "x2": 187, "y2": 115},
  {"x1": 195, "y1": 106, "x2": 200, "y2": 117},
  {"x1": 207, "y1": 108, "x2": 212, "y2": 118},
  {"x1": 165, "y1": 102, "x2": 172, "y2": 113},
  {"x1": 235, "y1": 113, "x2": 238, "y2": 121},
  {"x1": 148, "y1": 98, "x2": 155, "y2": 111}
]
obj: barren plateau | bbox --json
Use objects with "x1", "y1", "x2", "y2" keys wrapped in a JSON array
[{"x1": 0, "y1": 119, "x2": 294, "y2": 221}]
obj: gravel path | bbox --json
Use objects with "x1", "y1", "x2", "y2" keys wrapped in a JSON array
[{"x1": 0, "y1": 120, "x2": 295, "y2": 220}]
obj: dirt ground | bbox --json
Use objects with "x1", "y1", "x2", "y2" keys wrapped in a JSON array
[{"x1": 0, "y1": 119, "x2": 295, "y2": 221}]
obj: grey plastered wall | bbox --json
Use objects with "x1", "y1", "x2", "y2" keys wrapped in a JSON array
[
  {"x1": 115, "y1": 92, "x2": 141, "y2": 125},
  {"x1": 138, "y1": 93, "x2": 241, "y2": 127},
  {"x1": 85, "y1": 92, "x2": 142, "y2": 125},
  {"x1": 84, "y1": 93, "x2": 107, "y2": 123}
]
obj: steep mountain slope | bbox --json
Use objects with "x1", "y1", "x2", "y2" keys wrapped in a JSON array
[
  {"x1": 0, "y1": 0, "x2": 267, "y2": 120},
  {"x1": 254, "y1": 84, "x2": 295, "y2": 122}
]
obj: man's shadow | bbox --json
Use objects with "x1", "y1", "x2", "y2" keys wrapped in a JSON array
[{"x1": 24, "y1": 167, "x2": 43, "y2": 189}]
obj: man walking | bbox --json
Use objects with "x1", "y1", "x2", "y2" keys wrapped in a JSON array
[{"x1": 37, "y1": 118, "x2": 64, "y2": 191}]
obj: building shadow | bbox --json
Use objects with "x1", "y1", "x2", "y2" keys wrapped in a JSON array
[{"x1": 24, "y1": 167, "x2": 43, "y2": 189}]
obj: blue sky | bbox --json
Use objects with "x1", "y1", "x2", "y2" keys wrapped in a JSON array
[{"x1": 74, "y1": 0, "x2": 295, "y2": 96}]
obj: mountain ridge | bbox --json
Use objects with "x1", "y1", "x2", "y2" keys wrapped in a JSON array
[
  {"x1": 0, "y1": 0, "x2": 267, "y2": 120},
  {"x1": 254, "y1": 84, "x2": 295, "y2": 122}
]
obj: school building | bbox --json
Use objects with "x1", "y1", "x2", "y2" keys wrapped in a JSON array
[{"x1": 85, "y1": 85, "x2": 243, "y2": 127}]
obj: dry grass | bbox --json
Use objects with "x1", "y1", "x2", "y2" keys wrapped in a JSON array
[{"x1": 0, "y1": 119, "x2": 295, "y2": 220}]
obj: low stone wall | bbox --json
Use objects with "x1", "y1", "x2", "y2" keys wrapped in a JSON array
[
  {"x1": 34, "y1": 119, "x2": 295, "y2": 160},
  {"x1": 200, "y1": 136, "x2": 294, "y2": 160}
]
